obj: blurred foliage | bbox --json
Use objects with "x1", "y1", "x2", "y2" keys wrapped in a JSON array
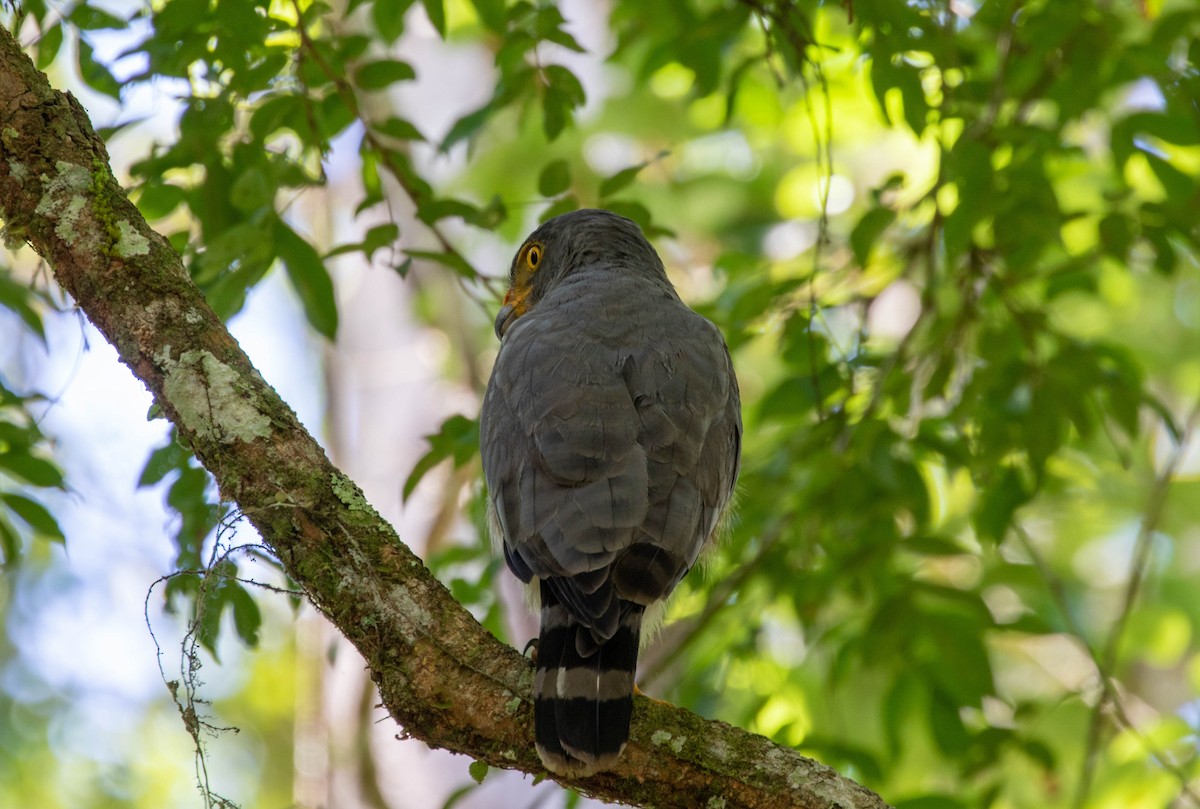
[
  {"x1": 0, "y1": 374, "x2": 65, "y2": 564},
  {"x1": 1, "y1": 0, "x2": 1200, "y2": 807}
]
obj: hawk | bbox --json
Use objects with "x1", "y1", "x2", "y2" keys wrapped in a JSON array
[{"x1": 480, "y1": 209, "x2": 741, "y2": 776}]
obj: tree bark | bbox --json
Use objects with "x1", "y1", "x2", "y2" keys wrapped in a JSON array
[{"x1": 0, "y1": 25, "x2": 891, "y2": 809}]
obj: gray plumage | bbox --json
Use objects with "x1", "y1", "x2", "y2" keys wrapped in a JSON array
[{"x1": 480, "y1": 209, "x2": 741, "y2": 776}]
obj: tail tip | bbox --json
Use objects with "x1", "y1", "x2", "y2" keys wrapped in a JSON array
[{"x1": 537, "y1": 743, "x2": 626, "y2": 778}]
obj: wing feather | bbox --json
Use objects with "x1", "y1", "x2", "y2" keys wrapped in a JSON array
[{"x1": 480, "y1": 272, "x2": 741, "y2": 634}]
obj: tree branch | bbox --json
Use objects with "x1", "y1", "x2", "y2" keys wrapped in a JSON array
[{"x1": 0, "y1": 27, "x2": 890, "y2": 809}]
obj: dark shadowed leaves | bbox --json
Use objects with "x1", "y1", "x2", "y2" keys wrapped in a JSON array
[{"x1": 276, "y1": 221, "x2": 338, "y2": 340}]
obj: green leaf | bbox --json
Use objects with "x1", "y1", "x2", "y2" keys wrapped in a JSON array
[
  {"x1": 928, "y1": 687, "x2": 971, "y2": 755},
  {"x1": 603, "y1": 200, "x2": 673, "y2": 237},
  {"x1": 1, "y1": 493, "x2": 64, "y2": 542},
  {"x1": 1111, "y1": 111, "x2": 1200, "y2": 167},
  {"x1": 140, "y1": 439, "x2": 190, "y2": 487},
  {"x1": 539, "y1": 194, "x2": 578, "y2": 222},
  {"x1": 195, "y1": 579, "x2": 227, "y2": 660},
  {"x1": 136, "y1": 182, "x2": 186, "y2": 220},
  {"x1": 0, "y1": 451, "x2": 65, "y2": 489},
  {"x1": 229, "y1": 582, "x2": 262, "y2": 647},
  {"x1": 153, "y1": 0, "x2": 212, "y2": 38},
  {"x1": 230, "y1": 166, "x2": 273, "y2": 212},
  {"x1": 1097, "y1": 213, "x2": 1133, "y2": 259},
  {"x1": 541, "y1": 65, "x2": 585, "y2": 141},
  {"x1": 883, "y1": 674, "x2": 919, "y2": 758},
  {"x1": 1143, "y1": 224, "x2": 1178, "y2": 275},
  {"x1": 534, "y1": 6, "x2": 585, "y2": 52},
  {"x1": 599, "y1": 165, "x2": 647, "y2": 199},
  {"x1": 403, "y1": 415, "x2": 480, "y2": 500},
  {"x1": 868, "y1": 53, "x2": 931, "y2": 133},
  {"x1": 462, "y1": 196, "x2": 506, "y2": 229},
  {"x1": 441, "y1": 103, "x2": 495, "y2": 152},
  {"x1": 973, "y1": 466, "x2": 1030, "y2": 544},
  {"x1": 250, "y1": 94, "x2": 304, "y2": 141},
  {"x1": 35, "y1": 22, "x2": 63, "y2": 70},
  {"x1": 758, "y1": 367, "x2": 844, "y2": 420},
  {"x1": 469, "y1": 0, "x2": 505, "y2": 31},
  {"x1": 1144, "y1": 152, "x2": 1194, "y2": 200},
  {"x1": 922, "y1": 609, "x2": 994, "y2": 704},
  {"x1": 850, "y1": 206, "x2": 896, "y2": 267},
  {"x1": 895, "y1": 797, "x2": 969, "y2": 809},
  {"x1": 538, "y1": 159, "x2": 571, "y2": 197},
  {"x1": 0, "y1": 516, "x2": 20, "y2": 565},
  {"x1": 374, "y1": 117, "x2": 425, "y2": 141},
  {"x1": 467, "y1": 759, "x2": 489, "y2": 784},
  {"x1": 167, "y1": 466, "x2": 219, "y2": 571},
  {"x1": 440, "y1": 785, "x2": 479, "y2": 809},
  {"x1": 422, "y1": 0, "x2": 446, "y2": 37},
  {"x1": 403, "y1": 249, "x2": 477, "y2": 278},
  {"x1": 0, "y1": 421, "x2": 32, "y2": 449},
  {"x1": 363, "y1": 223, "x2": 400, "y2": 260},
  {"x1": 942, "y1": 138, "x2": 994, "y2": 262},
  {"x1": 70, "y1": 5, "x2": 126, "y2": 29},
  {"x1": 77, "y1": 38, "x2": 121, "y2": 101},
  {"x1": 1019, "y1": 737, "x2": 1056, "y2": 771},
  {"x1": 276, "y1": 221, "x2": 338, "y2": 339},
  {"x1": 372, "y1": 0, "x2": 417, "y2": 43},
  {"x1": 417, "y1": 198, "x2": 481, "y2": 225},
  {"x1": 0, "y1": 274, "x2": 47, "y2": 343},
  {"x1": 355, "y1": 59, "x2": 417, "y2": 90},
  {"x1": 317, "y1": 92, "x2": 357, "y2": 142}
]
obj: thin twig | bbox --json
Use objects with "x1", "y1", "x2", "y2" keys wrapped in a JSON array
[
  {"x1": 1074, "y1": 400, "x2": 1200, "y2": 809},
  {"x1": 740, "y1": 1, "x2": 841, "y2": 420},
  {"x1": 144, "y1": 523, "x2": 304, "y2": 809},
  {"x1": 1013, "y1": 519, "x2": 1200, "y2": 807},
  {"x1": 640, "y1": 527, "x2": 784, "y2": 691},
  {"x1": 288, "y1": 0, "x2": 492, "y2": 293}
]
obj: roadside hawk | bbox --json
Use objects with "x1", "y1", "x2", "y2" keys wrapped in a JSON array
[{"x1": 480, "y1": 209, "x2": 742, "y2": 777}]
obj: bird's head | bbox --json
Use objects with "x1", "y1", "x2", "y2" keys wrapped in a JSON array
[{"x1": 494, "y1": 208, "x2": 668, "y2": 338}]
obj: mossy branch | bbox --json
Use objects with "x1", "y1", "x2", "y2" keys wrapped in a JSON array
[{"x1": 0, "y1": 26, "x2": 890, "y2": 809}]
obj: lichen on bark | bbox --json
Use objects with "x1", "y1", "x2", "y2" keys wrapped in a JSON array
[{"x1": 158, "y1": 348, "x2": 274, "y2": 444}]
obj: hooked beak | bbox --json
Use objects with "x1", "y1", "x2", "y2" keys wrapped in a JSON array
[
  {"x1": 494, "y1": 303, "x2": 517, "y2": 339},
  {"x1": 495, "y1": 286, "x2": 530, "y2": 339}
]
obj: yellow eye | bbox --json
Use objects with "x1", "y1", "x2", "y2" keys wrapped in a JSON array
[{"x1": 525, "y1": 243, "x2": 543, "y2": 270}]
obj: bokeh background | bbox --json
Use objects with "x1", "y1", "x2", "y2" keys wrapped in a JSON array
[{"x1": 2, "y1": 1, "x2": 1200, "y2": 807}]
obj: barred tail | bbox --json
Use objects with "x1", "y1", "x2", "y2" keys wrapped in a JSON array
[{"x1": 534, "y1": 580, "x2": 643, "y2": 777}]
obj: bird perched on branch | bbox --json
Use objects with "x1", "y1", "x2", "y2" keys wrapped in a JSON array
[{"x1": 480, "y1": 209, "x2": 741, "y2": 776}]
